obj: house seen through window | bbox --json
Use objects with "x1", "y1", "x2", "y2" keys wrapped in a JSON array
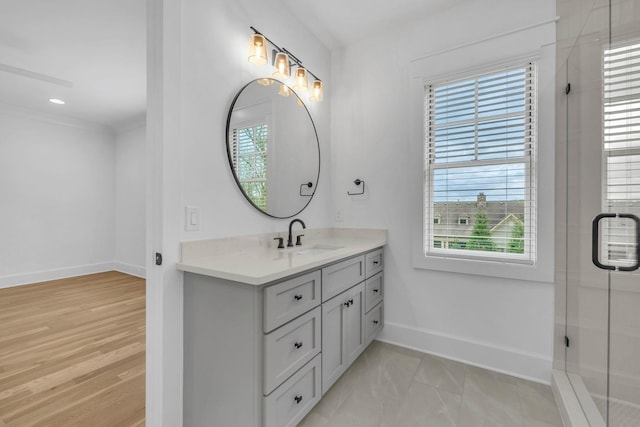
[{"x1": 424, "y1": 62, "x2": 536, "y2": 262}]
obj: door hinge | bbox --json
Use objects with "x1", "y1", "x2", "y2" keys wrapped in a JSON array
[
  {"x1": 565, "y1": 83, "x2": 571, "y2": 94},
  {"x1": 155, "y1": 252, "x2": 163, "y2": 266},
  {"x1": 564, "y1": 335, "x2": 570, "y2": 348}
]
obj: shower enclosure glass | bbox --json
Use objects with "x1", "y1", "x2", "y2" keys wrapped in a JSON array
[{"x1": 558, "y1": 0, "x2": 640, "y2": 425}]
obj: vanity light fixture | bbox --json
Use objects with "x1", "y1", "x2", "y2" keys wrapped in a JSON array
[
  {"x1": 247, "y1": 26, "x2": 323, "y2": 102},
  {"x1": 49, "y1": 98, "x2": 65, "y2": 105}
]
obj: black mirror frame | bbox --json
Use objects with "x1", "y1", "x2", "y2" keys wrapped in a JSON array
[{"x1": 225, "y1": 78, "x2": 321, "y2": 219}]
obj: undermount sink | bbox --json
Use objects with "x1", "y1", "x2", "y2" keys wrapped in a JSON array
[{"x1": 294, "y1": 244, "x2": 343, "y2": 255}]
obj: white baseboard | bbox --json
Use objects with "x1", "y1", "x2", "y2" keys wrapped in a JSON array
[
  {"x1": 0, "y1": 261, "x2": 146, "y2": 289},
  {"x1": 0, "y1": 263, "x2": 115, "y2": 289},
  {"x1": 113, "y1": 262, "x2": 146, "y2": 279},
  {"x1": 379, "y1": 321, "x2": 552, "y2": 384}
]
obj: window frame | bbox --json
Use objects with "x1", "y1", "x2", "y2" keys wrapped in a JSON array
[{"x1": 423, "y1": 61, "x2": 537, "y2": 265}]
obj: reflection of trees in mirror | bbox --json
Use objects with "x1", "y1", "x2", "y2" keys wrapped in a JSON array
[{"x1": 233, "y1": 123, "x2": 268, "y2": 210}]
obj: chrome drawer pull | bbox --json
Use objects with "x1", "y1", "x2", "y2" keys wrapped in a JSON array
[
  {"x1": 372, "y1": 289, "x2": 379, "y2": 293},
  {"x1": 373, "y1": 320, "x2": 379, "y2": 325},
  {"x1": 373, "y1": 260, "x2": 379, "y2": 265},
  {"x1": 294, "y1": 294, "x2": 303, "y2": 301},
  {"x1": 294, "y1": 395, "x2": 303, "y2": 404},
  {"x1": 294, "y1": 341, "x2": 303, "y2": 349}
]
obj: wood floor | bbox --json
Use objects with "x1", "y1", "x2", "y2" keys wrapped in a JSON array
[{"x1": 0, "y1": 271, "x2": 145, "y2": 427}]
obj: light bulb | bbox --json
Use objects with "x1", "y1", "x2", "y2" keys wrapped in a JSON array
[
  {"x1": 294, "y1": 68, "x2": 308, "y2": 92},
  {"x1": 272, "y1": 52, "x2": 291, "y2": 79},
  {"x1": 310, "y1": 80, "x2": 323, "y2": 102},
  {"x1": 248, "y1": 34, "x2": 267, "y2": 65}
]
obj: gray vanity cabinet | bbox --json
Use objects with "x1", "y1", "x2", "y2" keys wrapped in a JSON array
[{"x1": 183, "y1": 247, "x2": 384, "y2": 427}]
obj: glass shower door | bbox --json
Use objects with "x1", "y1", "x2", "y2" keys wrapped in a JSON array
[{"x1": 565, "y1": 1, "x2": 640, "y2": 425}]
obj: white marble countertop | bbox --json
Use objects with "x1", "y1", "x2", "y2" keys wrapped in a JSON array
[{"x1": 177, "y1": 227, "x2": 387, "y2": 285}]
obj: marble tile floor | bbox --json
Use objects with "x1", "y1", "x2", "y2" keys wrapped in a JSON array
[{"x1": 299, "y1": 341, "x2": 563, "y2": 427}]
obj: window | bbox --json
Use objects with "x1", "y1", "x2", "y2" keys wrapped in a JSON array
[
  {"x1": 424, "y1": 62, "x2": 536, "y2": 263},
  {"x1": 433, "y1": 217, "x2": 441, "y2": 225},
  {"x1": 602, "y1": 42, "x2": 640, "y2": 269},
  {"x1": 231, "y1": 121, "x2": 268, "y2": 210}
]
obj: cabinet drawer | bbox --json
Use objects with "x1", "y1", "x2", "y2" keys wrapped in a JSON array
[
  {"x1": 264, "y1": 354, "x2": 322, "y2": 427},
  {"x1": 264, "y1": 270, "x2": 321, "y2": 333},
  {"x1": 264, "y1": 306, "x2": 321, "y2": 395},
  {"x1": 364, "y1": 302, "x2": 383, "y2": 346},
  {"x1": 321, "y1": 255, "x2": 365, "y2": 302},
  {"x1": 364, "y1": 272, "x2": 383, "y2": 313},
  {"x1": 365, "y1": 248, "x2": 384, "y2": 278}
]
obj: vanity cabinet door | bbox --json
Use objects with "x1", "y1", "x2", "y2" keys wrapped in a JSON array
[
  {"x1": 321, "y1": 282, "x2": 365, "y2": 394},
  {"x1": 321, "y1": 292, "x2": 348, "y2": 393},
  {"x1": 344, "y1": 283, "x2": 365, "y2": 366}
]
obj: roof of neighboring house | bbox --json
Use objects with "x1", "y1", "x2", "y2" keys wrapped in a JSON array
[{"x1": 432, "y1": 193, "x2": 524, "y2": 238}]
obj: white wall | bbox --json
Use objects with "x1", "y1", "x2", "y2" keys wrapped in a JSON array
[
  {"x1": 115, "y1": 124, "x2": 146, "y2": 277},
  {"x1": 147, "y1": 0, "x2": 332, "y2": 425},
  {"x1": 0, "y1": 106, "x2": 116, "y2": 287},
  {"x1": 330, "y1": 0, "x2": 557, "y2": 383}
]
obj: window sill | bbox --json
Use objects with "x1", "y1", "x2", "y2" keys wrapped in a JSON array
[{"x1": 412, "y1": 248, "x2": 553, "y2": 283}]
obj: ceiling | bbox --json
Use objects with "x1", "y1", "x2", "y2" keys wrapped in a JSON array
[
  {"x1": 282, "y1": 0, "x2": 467, "y2": 50},
  {"x1": 0, "y1": 0, "x2": 146, "y2": 130},
  {"x1": 0, "y1": 0, "x2": 462, "y2": 130}
]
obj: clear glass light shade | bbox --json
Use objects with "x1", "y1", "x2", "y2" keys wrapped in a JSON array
[
  {"x1": 294, "y1": 68, "x2": 309, "y2": 92},
  {"x1": 278, "y1": 84, "x2": 291, "y2": 97},
  {"x1": 248, "y1": 34, "x2": 268, "y2": 64},
  {"x1": 310, "y1": 80, "x2": 323, "y2": 102},
  {"x1": 272, "y1": 52, "x2": 291, "y2": 79}
]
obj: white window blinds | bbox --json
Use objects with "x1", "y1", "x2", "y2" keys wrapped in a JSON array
[
  {"x1": 231, "y1": 122, "x2": 268, "y2": 210},
  {"x1": 424, "y1": 62, "x2": 536, "y2": 262},
  {"x1": 602, "y1": 43, "x2": 640, "y2": 269}
]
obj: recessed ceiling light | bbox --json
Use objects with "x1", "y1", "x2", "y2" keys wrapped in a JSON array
[{"x1": 49, "y1": 98, "x2": 65, "y2": 105}]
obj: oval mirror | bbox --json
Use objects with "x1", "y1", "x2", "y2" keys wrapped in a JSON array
[{"x1": 226, "y1": 78, "x2": 320, "y2": 218}]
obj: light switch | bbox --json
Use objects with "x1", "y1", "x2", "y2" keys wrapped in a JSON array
[{"x1": 185, "y1": 206, "x2": 200, "y2": 231}]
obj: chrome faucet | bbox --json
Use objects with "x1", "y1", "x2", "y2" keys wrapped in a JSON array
[{"x1": 287, "y1": 219, "x2": 306, "y2": 247}]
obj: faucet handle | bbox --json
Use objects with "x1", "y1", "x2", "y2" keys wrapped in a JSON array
[
  {"x1": 273, "y1": 237, "x2": 285, "y2": 249},
  {"x1": 295, "y1": 234, "x2": 304, "y2": 246}
]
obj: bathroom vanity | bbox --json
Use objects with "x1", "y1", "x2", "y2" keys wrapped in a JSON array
[{"x1": 178, "y1": 228, "x2": 386, "y2": 427}]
